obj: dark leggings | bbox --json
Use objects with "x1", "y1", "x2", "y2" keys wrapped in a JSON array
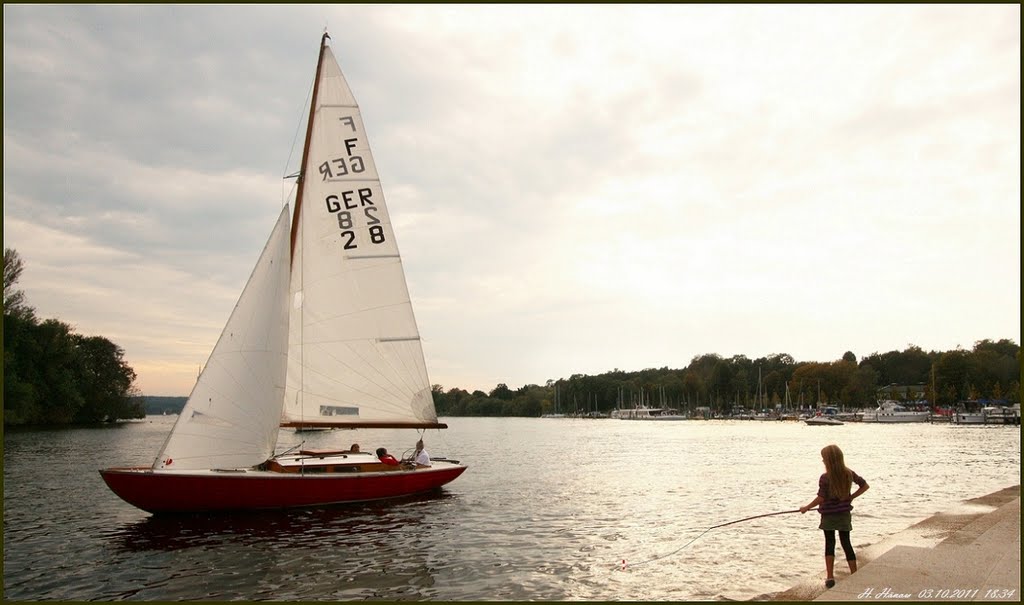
[{"x1": 824, "y1": 530, "x2": 856, "y2": 560}]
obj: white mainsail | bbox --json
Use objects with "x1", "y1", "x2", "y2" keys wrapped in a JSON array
[
  {"x1": 282, "y1": 42, "x2": 438, "y2": 429},
  {"x1": 154, "y1": 205, "x2": 292, "y2": 470}
]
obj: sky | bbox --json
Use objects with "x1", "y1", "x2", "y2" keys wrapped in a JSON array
[{"x1": 3, "y1": 4, "x2": 1020, "y2": 396}]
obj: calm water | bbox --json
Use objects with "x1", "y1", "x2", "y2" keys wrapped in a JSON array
[{"x1": 3, "y1": 417, "x2": 1020, "y2": 601}]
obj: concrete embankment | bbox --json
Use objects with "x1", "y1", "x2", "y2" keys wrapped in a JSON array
[{"x1": 764, "y1": 485, "x2": 1020, "y2": 602}]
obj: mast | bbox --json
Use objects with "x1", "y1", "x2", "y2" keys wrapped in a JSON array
[
  {"x1": 289, "y1": 33, "x2": 325, "y2": 429},
  {"x1": 290, "y1": 32, "x2": 331, "y2": 264}
]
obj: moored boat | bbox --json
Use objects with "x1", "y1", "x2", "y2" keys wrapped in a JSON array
[
  {"x1": 611, "y1": 406, "x2": 688, "y2": 420},
  {"x1": 804, "y1": 416, "x2": 844, "y2": 426},
  {"x1": 952, "y1": 405, "x2": 1021, "y2": 425},
  {"x1": 804, "y1": 407, "x2": 844, "y2": 426},
  {"x1": 861, "y1": 400, "x2": 931, "y2": 423}
]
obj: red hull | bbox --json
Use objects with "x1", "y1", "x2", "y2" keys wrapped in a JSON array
[{"x1": 99, "y1": 465, "x2": 467, "y2": 514}]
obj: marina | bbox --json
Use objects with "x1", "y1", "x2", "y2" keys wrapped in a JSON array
[{"x1": 540, "y1": 402, "x2": 1022, "y2": 426}]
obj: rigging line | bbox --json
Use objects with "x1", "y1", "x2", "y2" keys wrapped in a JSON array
[
  {"x1": 294, "y1": 297, "x2": 415, "y2": 333},
  {"x1": 292, "y1": 342, "x2": 415, "y2": 412},
  {"x1": 379, "y1": 338, "x2": 426, "y2": 401},
  {"x1": 340, "y1": 339, "x2": 420, "y2": 403},
  {"x1": 618, "y1": 508, "x2": 815, "y2": 571},
  {"x1": 282, "y1": 75, "x2": 315, "y2": 182}
]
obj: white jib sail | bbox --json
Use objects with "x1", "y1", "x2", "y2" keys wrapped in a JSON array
[
  {"x1": 282, "y1": 44, "x2": 436, "y2": 427},
  {"x1": 154, "y1": 205, "x2": 292, "y2": 470}
]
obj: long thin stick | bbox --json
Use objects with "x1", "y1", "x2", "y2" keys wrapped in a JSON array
[
  {"x1": 706, "y1": 508, "x2": 806, "y2": 530},
  {"x1": 620, "y1": 508, "x2": 815, "y2": 570}
]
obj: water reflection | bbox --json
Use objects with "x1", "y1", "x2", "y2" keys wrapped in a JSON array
[
  {"x1": 105, "y1": 491, "x2": 456, "y2": 553},
  {"x1": 93, "y1": 490, "x2": 460, "y2": 600}
]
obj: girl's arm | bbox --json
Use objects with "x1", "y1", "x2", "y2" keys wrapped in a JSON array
[
  {"x1": 800, "y1": 495, "x2": 824, "y2": 513},
  {"x1": 850, "y1": 479, "x2": 869, "y2": 501}
]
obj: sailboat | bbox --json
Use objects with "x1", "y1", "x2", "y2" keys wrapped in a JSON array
[
  {"x1": 610, "y1": 387, "x2": 687, "y2": 420},
  {"x1": 100, "y1": 33, "x2": 467, "y2": 514},
  {"x1": 541, "y1": 385, "x2": 566, "y2": 418}
]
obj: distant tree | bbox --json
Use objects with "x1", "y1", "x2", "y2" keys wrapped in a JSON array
[
  {"x1": 432, "y1": 385, "x2": 472, "y2": 416},
  {"x1": 138, "y1": 396, "x2": 188, "y2": 415},
  {"x1": 972, "y1": 338, "x2": 1019, "y2": 359},
  {"x1": 509, "y1": 384, "x2": 546, "y2": 416},
  {"x1": 490, "y1": 383, "x2": 514, "y2": 400},
  {"x1": 464, "y1": 396, "x2": 504, "y2": 416},
  {"x1": 3, "y1": 312, "x2": 41, "y2": 423},
  {"x1": 934, "y1": 350, "x2": 971, "y2": 405},
  {"x1": 709, "y1": 360, "x2": 733, "y2": 411},
  {"x1": 73, "y1": 335, "x2": 143, "y2": 422},
  {"x1": 967, "y1": 339, "x2": 1019, "y2": 400},
  {"x1": 791, "y1": 361, "x2": 853, "y2": 406},
  {"x1": 3, "y1": 248, "x2": 35, "y2": 320},
  {"x1": 842, "y1": 351, "x2": 857, "y2": 364},
  {"x1": 842, "y1": 364, "x2": 879, "y2": 407},
  {"x1": 681, "y1": 369, "x2": 704, "y2": 404},
  {"x1": 3, "y1": 250, "x2": 141, "y2": 425},
  {"x1": 28, "y1": 318, "x2": 86, "y2": 423},
  {"x1": 863, "y1": 345, "x2": 932, "y2": 386}
]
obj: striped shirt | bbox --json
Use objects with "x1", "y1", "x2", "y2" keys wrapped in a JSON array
[{"x1": 817, "y1": 470, "x2": 867, "y2": 515}]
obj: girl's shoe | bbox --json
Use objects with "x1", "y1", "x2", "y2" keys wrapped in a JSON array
[{"x1": 825, "y1": 578, "x2": 836, "y2": 588}]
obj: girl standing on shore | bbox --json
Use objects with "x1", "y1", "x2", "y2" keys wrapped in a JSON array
[{"x1": 800, "y1": 444, "x2": 870, "y2": 588}]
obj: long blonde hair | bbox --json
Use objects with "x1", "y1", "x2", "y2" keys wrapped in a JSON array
[{"x1": 821, "y1": 444, "x2": 853, "y2": 500}]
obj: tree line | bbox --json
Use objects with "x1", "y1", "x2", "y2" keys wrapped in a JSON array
[
  {"x1": 3, "y1": 248, "x2": 144, "y2": 425},
  {"x1": 138, "y1": 395, "x2": 188, "y2": 415},
  {"x1": 4, "y1": 247, "x2": 1018, "y2": 424},
  {"x1": 432, "y1": 341, "x2": 1020, "y2": 418}
]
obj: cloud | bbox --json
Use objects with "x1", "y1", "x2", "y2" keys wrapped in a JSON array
[{"x1": 3, "y1": 4, "x2": 1019, "y2": 395}]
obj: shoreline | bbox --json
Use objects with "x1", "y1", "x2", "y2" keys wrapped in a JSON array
[{"x1": 760, "y1": 484, "x2": 1021, "y2": 601}]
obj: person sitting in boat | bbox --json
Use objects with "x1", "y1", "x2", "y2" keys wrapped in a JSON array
[
  {"x1": 413, "y1": 439, "x2": 431, "y2": 467},
  {"x1": 375, "y1": 447, "x2": 400, "y2": 466},
  {"x1": 344, "y1": 443, "x2": 360, "y2": 453}
]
